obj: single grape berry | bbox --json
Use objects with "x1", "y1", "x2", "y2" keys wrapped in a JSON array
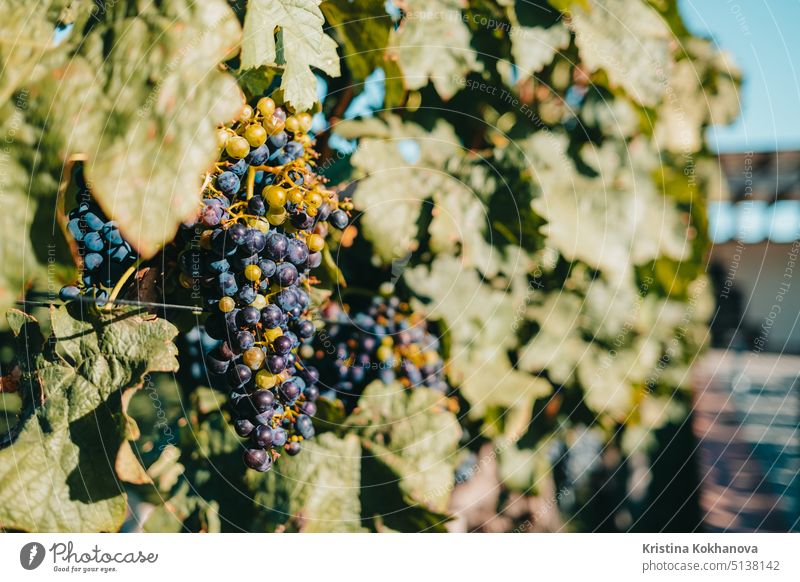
[
  {"x1": 235, "y1": 418, "x2": 256, "y2": 437},
  {"x1": 252, "y1": 425, "x2": 274, "y2": 448},
  {"x1": 330, "y1": 210, "x2": 349, "y2": 229},
  {"x1": 244, "y1": 448, "x2": 272, "y2": 471}
]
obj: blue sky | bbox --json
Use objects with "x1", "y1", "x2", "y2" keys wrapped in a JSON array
[{"x1": 679, "y1": 0, "x2": 800, "y2": 153}]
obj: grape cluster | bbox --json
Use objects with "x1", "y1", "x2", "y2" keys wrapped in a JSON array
[
  {"x1": 59, "y1": 165, "x2": 139, "y2": 305},
  {"x1": 177, "y1": 96, "x2": 350, "y2": 472},
  {"x1": 304, "y1": 297, "x2": 448, "y2": 409}
]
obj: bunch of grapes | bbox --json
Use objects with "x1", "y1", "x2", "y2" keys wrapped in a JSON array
[
  {"x1": 304, "y1": 296, "x2": 449, "y2": 409},
  {"x1": 59, "y1": 165, "x2": 139, "y2": 305},
  {"x1": 176, "y1": 96, "x2": 350, "y2": 472}
]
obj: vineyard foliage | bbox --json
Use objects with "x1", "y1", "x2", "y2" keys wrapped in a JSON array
[{"x1": 0, "y1": 0, "x2": 738, "y2": 532}]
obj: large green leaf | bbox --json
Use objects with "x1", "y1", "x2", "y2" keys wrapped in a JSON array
[
  {"x1": 77, "y1": 0, "x2": 243, "y2": 258},
  {"x1": 347, "y1": 382, "x2": 461, "y2": 514},
  {"x1": 390, "y1": 0, "x2": 480, "y2": 99},
  {"x1": 1, "y1": 0, "x2": 243, "y2": 279},
  {"x1": 344, "y1": 115, "x2": 495, "y2": 269},
  {"x1": 241, "y1": 0, "x2": 340, "y2": 111},
  {"x1": 525, "y1": 133, "x2": 689, "y2": 282},
  {"x1": 0, "y1": 306, "x2": 178, "y2": 532},
  {"x1": 248, "y1": 432, "x2": 365, "y2": 532},
  {"x1": 0, "y1": 1, "x2": 95, "y2": 102}
]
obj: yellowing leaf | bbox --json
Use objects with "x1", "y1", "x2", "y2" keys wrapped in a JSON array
[{"x1": 241, "y1": 0, "x2": 340, "y2": 111}]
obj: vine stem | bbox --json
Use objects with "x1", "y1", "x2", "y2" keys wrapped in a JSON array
[
  {"x1": 103, "y1": 257, "x2": 145, "y2": 311},
  {"x1": 246, "y1": 166, "x2": 256, "y2": 200}
]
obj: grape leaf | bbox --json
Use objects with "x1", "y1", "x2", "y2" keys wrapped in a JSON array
[
  {"x1": 571, "y1": 0, "x2": 672, "y2": 107},
  {"x1": 0, "y1": 0, "x2": 95, "y2": 103},
  {"x1": 655, "y1": 38, "x2": 741, "y2": 153},
  {"x1": 77, "y1": 0, "x2": 243, "y2": 258},
  {"x1": 390, "y1": 0, "x2": 480, "y2": 99},
  {"x1": 346, "y1": 382, "x2": 461, "y2": 514},
  {"x1": 143, "y1": 400, "x2": 249, "y2": 533},
  {"x1": 241, "y1": 0, "x2": 340, "y2": 111},
  {"x1": 404, "y1": 255, "x2": 551, "y2": 417},
  {"x1": 507, "y1": 14, "x2": 570, "y2": 80},
  {"x1": 345, "y1": 116, "x2": 492, "y2": 267},
  {"x1": 525, "y1": 133, "x2": 689, "y2": 282},
  {"x1": 0, "y1": 149, "x2": 41, "y2": 313},
  {"x1": 1, "y1": 0, "x2": 243, "y2": 267},
  {"x1": 248, "y1": 432, "x2": 365, "y2": 532},
  {"x1": 0, "y1": 306, "x2": 178, "y2": 532}
]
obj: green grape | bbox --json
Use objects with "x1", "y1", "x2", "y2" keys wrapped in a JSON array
[
  {"x1": 244, "y1": 123, "x2": 267, "y2": 147},
  {"x1": 226, "y1": 135, "x2": 250, "y2": 159},
  {"x1": 244, "y1": 264, "x2": 261, "y2": 281},
  {"x1": 243, "y1": 347, "x2": 265, "y2": 370},
  {"x1": 265, "y1": 186, "x2": 287, "y2": 207}
]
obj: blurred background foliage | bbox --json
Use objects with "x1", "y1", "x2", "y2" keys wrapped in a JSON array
[{"x1": 0, "y1": 0, "x2": 738, "y2": 532}]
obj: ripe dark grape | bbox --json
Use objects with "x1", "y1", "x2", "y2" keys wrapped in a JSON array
[
  {"x1": 310, "y1": 298, "x2": 450, "y2": 410},
  {"x1": 217, "y1": 171, "x2": 240, "y2": 195},
  {"x1": 295, "y1": 414, "x2": 314, "y2": 439},
  {"x1": 272, "y1": 335, "x2": 292, "y2": 355},
  {"x1": 286, "y1": 239, "x2": 309, "y2": 265},
  {"x1": 252, "y1": 425, "x2": 274, "y2": 447},
  {"x1": 238, "y1": 306, "x2": 261, "y2": 326},
  {"x1": 275, "y1": 263, "x2": 298, "y2": 286},
  {"x1": 60, "y1": 164, "x2": 140, "y2": 303},
  {"x1": 243, "y1": 448, "x2": 271, "y2": 471},
  {"x1": 228, "y1": 364, "x2": 252, "y2": 387},
  {"x1": 252, "y1": 389, "x2": 274, "y2": 411},
  {"x1": 329, "y1": 209, "x2": 349, "y2": 229},
  {"x1": 235, "y1": 330, "x2": 255, "y2": 351},
  {"x1": 248, "y1": 196, "x2": 267, "y2": 216},
  {"x1": 266, "y1": 354, "x2": 286, "y2": 374},
  {"x1": 235, "y1": 418, "x2": 256, "y2": 437},
  {"x1": 261, "y1": 304, "x2": 283, "y2": 328}
]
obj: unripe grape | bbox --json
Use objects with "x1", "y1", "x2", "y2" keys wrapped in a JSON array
[
  {"x1": 267, "y1": 207, "x2": 287, "y2": 225},
  {"x1": 287, "y1": 188, "x2": 304, "y2": 204},
  {"x1": 244, "y1": 123, "x2": 267, "y2": 147},
  {"x1": 250, "y1": 294, "x2": 267, "y2": 310},
  {"x1": 377, "y1": 344, "x2": 393, "y2": 362},
  {"x1": 265, "y1": 327, "x2": 283, "y2": 342},
  {"x1": 297, "y1": 112, "x2": 313, "y2": 133},
  {"x1": 241, "y1": 105, "x2": 254, "y2": 121},
  {"x1": 253, "y1": 218, "x2": 270, "y2": 233},
  {"x1": 219, "y1": 296, "x2": 236, "y2": 313},
  {"x1": 284, "y1": 116, "x2": 301, "y2": 134},
  {"x1": 244, "y1": 264, "x2": 261, "y2": 281},
  {"x1": 306, "y1": 233, "x2": 324, "y2": 252},
  {"x1": 264, "y1": 113, "x2": 286, "y2": 135},
  {"x1": 216, "y1": 128, "x2": 230, "y2": 149},
  {"x1": 265, "y1": 186, "x2": 287, "y2": 207},
  {"x1": 304, "y1": 191, "x2": 323, "y2": 207},
  {"x1": 243, "y1": 347, "x2": 265, "y2": 370},
  {"x1": 257, "y1": 97, "x2": 276, "y2": 117},
  {"x1": 226, "y1": 136, "x2": 250, "y2": 158},
  {"x1": 255, "y1": 370, "x2": 278, "y2": 390}
]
